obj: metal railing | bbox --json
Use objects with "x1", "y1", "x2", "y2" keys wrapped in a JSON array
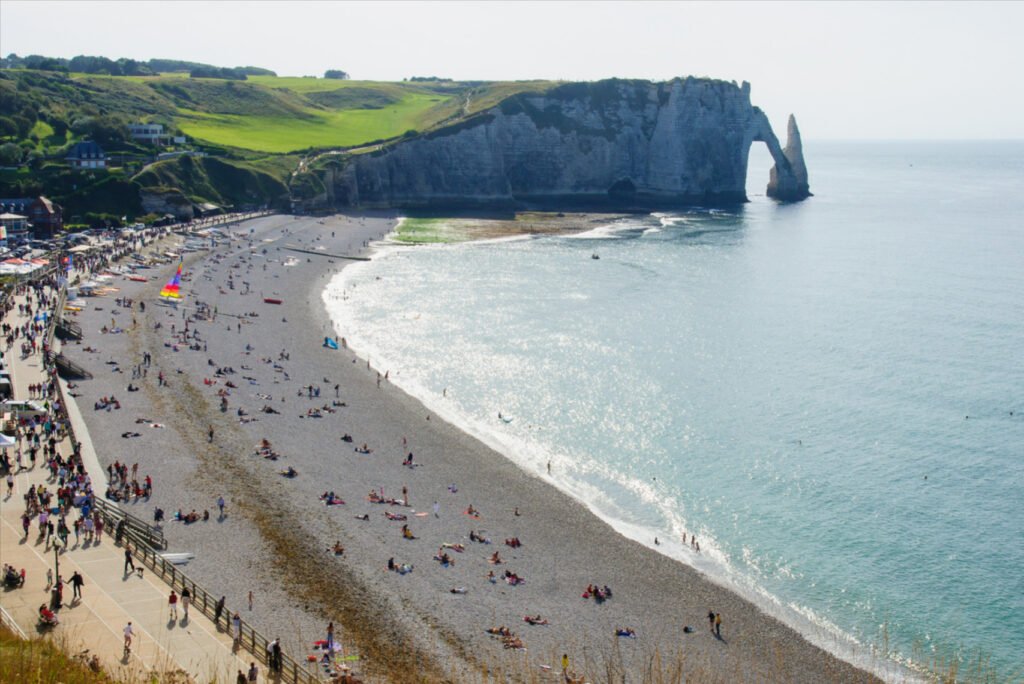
[
  {"x1": 0, "y1": 603, "x2": 27, "y2": 639},
  {"x1": 91, "y1": 496, "x2": 166, "y2": 550},
  {"x1": 121, "y1": 528, "x2": 321, "y2": 684},
  {"x1": 44, "y1": 285, "x2": 67, "y2": 350}
]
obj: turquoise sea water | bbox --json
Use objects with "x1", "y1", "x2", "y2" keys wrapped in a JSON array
[{"x1": 324, "y1": 141, "x2": 1024, "y2": 680}]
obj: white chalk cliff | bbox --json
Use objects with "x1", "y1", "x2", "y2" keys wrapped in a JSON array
[{"x1": 320, "y1": 77, "x2": 810, "y2": 208}]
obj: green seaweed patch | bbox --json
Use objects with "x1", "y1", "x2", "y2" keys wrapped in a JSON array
[
  {"x1": 394, "y1": 217, "x2": 461, "y2": 243},
  {"x1": 394, "y1": 212, "x2": 629, "y2": 244}
]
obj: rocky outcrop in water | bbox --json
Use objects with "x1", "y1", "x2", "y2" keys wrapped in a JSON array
[
  {"x1": 766, "y1": 114, "x2": 811, "y2": 201},
  {"x1": 315, "y1": 78, "x2": 810, "y2": 209}
]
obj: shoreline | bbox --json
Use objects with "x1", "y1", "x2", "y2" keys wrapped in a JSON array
[
  {"x1": 60, "y1": 212, "x2": 889, "y2": 683},
  {"x1": 326, "y1": 234, "x2": 915, "y2": 684}
]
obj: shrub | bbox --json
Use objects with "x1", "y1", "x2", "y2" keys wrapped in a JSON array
[{"x1": 0, "y1": 142, "x2": 22, "y2": 166}]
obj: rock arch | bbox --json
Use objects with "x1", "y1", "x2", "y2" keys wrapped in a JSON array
[{"x1": 754, "y1": 112, "x2": 811, "y2": 201}]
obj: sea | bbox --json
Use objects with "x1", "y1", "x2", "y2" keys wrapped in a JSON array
[{"x1": 323, "y1": 141, "x2": 1024, "y2": 681}]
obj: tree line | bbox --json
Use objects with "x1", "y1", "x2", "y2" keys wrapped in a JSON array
[{"x1": 1, "y1": 53, "x2": 276, "y2": 79}]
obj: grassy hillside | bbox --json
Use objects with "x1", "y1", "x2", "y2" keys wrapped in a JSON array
[
  {"x1": 0, "y1": 67, "x2": 572, "y2": 221},
  {"x1": 2, "y1": 69, "x2": 564, "y2": 154},
  {"x1": 134, "y1": 154, "x2": 289, "y2": 208},
  {"x1": 176, "y1": 90, "x2": 444, "y2": 152}
]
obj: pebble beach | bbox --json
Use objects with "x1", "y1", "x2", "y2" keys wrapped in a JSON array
[{"x1": 59, "y1": 212, "x2": 882, "y2": 683}]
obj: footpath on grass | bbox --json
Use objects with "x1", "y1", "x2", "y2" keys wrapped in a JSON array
[{"x1": 0, "y1": 287, "x2": 257, "y2": 683}]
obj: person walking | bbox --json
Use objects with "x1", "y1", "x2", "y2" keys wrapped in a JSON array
[
  {"x1": 218, "y1": 496, "x2": 225, "y2": 516},
  {"x1": 215, "y1": 595, "x2": 226, "y2": 626},
  {"x1": 181, "y1": 586, "x2": 191, "y2": 619},
  {"x1": 124, "y1": 545, "x2": 135, "y2": 574},
  {"x1": 232, "y1": 612, "x2": 241, "y2": 645},
  {"x1": 69, "y1": 571, "x2": 84, "y2": 600},
  {"x1": 715, "y1": 613, "x2": 722, "y2": 638},
  {"x1": 236, "y1": 670, "x2": 246, "y2": 684},
  {"x1": 208, "y1": 425, "x2": 214, "y2": 443},
  {"x1": 248, "y1": 590, "x2": 253, "y2": 611},
  {"x1": 271, "y1": 637, "x2": 282, "y2": 672},
  {"x1": 247, "y1": 661, "x2": 259, "y2": 682},
  {"x1": 326, "y1": 621, "x2": 335, "y2": 650},
  {"x1": 168, "y1": 590, "x2": 178, "y2": 620}
]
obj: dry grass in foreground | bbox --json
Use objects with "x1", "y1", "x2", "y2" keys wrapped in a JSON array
[{"x1": 0, "y1": 624, "x2": 115, "y2": 684}]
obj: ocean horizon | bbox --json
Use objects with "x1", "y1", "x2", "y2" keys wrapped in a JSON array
[{"x1": 325, "y1": 140, "x2": 1024, "y2": 681}]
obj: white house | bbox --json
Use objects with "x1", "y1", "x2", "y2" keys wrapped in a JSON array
[
  {"x1": 66, "y1": 141, "x2": 108, "y2": 169},
  {"x1": 128, "y1": 124, "x2": 169, "y2": 145}
]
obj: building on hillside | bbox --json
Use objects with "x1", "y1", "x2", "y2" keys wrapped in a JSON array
[
  {"x1": 0, "y1": 197, "x2": 63, "y2": 238},
  {"x1": 127, "y1": 123, "x2": 170, "y2": 146},
  {"x1": 28, "y1": 196, "x2": 63, "y2": 237},
  {"x1": 0, "y1": 212, "x2": 29, "y2": 241},
  {"x1": 66, "y1": 140, "x2": 108, "y2": 169}
]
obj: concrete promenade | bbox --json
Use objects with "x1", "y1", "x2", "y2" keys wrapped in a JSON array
[{"x1": 1, "y1": 288, "x2": 255, "y2": 682}]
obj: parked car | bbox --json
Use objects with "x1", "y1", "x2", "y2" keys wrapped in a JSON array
[{"x1": 0, "y1": 399, "x2": 48, "y2": 419}]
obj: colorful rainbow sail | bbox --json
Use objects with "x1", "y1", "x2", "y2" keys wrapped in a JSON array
[{"x1": 160, "y1": 263, "x2": 183, "y2": 298}]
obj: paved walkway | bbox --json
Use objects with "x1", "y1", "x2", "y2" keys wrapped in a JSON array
[{"x1": 1, "y1": 288, "x2": 256, "y2": 682}]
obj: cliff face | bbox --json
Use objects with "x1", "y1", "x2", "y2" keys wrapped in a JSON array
[{"x1": 322, "y1": 78, "x2": 809, "y2": 209}]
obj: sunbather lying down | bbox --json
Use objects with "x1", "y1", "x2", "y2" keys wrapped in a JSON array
[{"x1": 486, "y1": 625, "x2": 514, "y2": 637}]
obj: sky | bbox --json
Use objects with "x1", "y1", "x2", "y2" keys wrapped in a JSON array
[{"x1": 2, "y1": 1, "x2": 1022, "y2": 139}]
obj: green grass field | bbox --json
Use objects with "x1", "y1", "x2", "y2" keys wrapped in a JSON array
[{"x1": 177, "y1": 90, "x2": 445, "y2": 153}]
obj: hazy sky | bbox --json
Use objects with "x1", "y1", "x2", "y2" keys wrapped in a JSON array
[{"x1": 2, "y1": 1, "x2": 1022, "y2": 139}]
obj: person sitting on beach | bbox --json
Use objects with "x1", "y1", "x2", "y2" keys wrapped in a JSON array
[
  {"x1": 400, "y1": 524, "x2": 416, "y2": 539},
  {"x1": 489, "y1": 551, "x2": 502, "y2": 564},
  {"x1": 127, "y1": 383, "x2": 139, "y2": 392},
  {"x1": 355, "y1": 444, "x2": 372, "y2": 454},
  {"x1": 281, "y1": 467, "x2": 297, "y2": 478},
  {"x1": 203, "y1": 510, "x2": 210, "y2": 521},
  {"x1": 331, "y1": 541, "x2": 344, "y2": 555},
  {"x1": 487, "y1": 570, "x2": 497, "y2": 583},
  {"x1": 387, "y1": 557, "x2": 395, "y2": 571},
  {"x1": 504, "y1": 571, "x2": 524, "y2": 585},
  {"x1": 486, "y1": 626, "x2": 513, "y2": 637},
  {"x1": 237, "y1": 407, "x2": 248, "y2": 416},
  {"x1": 466, "y1": 504, "x2": 478, "y2": 516},
  {"x1": 505, "y1": 537, "x2": 521, "y2": 548},
  {"x1": 341, "y1": 434, "x2": 353, "y2": 442}
]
